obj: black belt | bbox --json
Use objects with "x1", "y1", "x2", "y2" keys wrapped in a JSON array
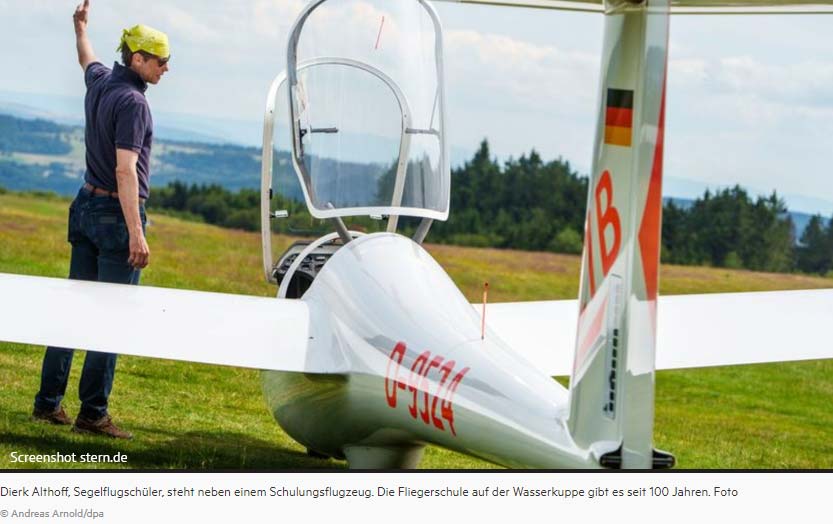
[{"x1": 84, "y1": 183, "x2": 146, "y2": 205}]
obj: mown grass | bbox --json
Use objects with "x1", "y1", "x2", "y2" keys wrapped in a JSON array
[{"x1": 1, "y1": 192, "x2": 831, "y2": 469}]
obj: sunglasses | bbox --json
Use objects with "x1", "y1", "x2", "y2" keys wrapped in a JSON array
[{"x1": 137, "y1": 50, "x2": 170, "y2": 66}]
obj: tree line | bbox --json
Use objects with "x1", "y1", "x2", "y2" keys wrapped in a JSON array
[
  {"x1": 794, "y1": 213, "x2": 833, "y2": 275},
  {"x1": 663, "y1": 188, "x2": 795, "y2": 271},
  {"x1": 149, "y1": 181, "x2": 383, "y2": 237},
  {"x1": 145, "y1": 140, "x2": 832, "y2": 276}
]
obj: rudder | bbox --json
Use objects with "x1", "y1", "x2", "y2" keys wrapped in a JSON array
[{"x1": 567, "y1": 0, "x2": 671, "y2": 469}]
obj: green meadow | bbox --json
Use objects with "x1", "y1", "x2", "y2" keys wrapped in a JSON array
[{"x1": 1, "y1": 191, "x2": 831, "y2": 469}]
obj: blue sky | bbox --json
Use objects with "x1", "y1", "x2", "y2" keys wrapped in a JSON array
[{"x1": 1, "y1": 0, "x2": 831, "y2": 214}]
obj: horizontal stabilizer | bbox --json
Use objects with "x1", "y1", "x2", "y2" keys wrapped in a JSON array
[
  {"x1": 438, "y1": 0, "x2": 833, "y2": 15},
  {"x1": 0, "y1": 273, "x2": 316, "y2": 372},
  {"x1": 483, "y1": 289, "x2": 833, "y2": 375}
]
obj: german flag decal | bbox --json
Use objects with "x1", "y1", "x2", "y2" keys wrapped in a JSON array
[{"x1": 604, "y1": 88, "x2": 633, "y2": 147}]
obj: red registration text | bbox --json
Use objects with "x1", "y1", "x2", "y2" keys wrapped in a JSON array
[{"x1": 384, "y1": 342, "x2": 469, "y2": 436}]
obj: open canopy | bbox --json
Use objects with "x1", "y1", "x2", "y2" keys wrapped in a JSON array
[{"x1": 286, "y1": 0, "x2": 450, "y2": 221}]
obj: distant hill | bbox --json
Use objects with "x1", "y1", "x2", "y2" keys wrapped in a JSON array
[
  {"x1": 0, "y1": 113, "x2": 427, "y2": 207},
  {"x1": 0, "y1": 92, "x2": 475, "y2": 164},
  {"x1": 0, "y1": 112, "x2": 828, "y2": 240},
  {"x1": 0, "y1": 112, "x2": 306, "y2": 201}
]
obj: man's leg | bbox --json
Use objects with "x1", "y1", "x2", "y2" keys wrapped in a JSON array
[
  {"x1": 74, "y1": 251, "x2": 138, "y2": 439},
  {"x1": 33, "y1": 202, "x2": 97, "y2": 420},
  {"x1": 77, "y1": 202, "x2": 142, "y2": 422}
]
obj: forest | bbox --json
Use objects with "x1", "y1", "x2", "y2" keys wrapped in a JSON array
[{"x1": 148, "y1": 140, "x2": 833, "y2": 276}]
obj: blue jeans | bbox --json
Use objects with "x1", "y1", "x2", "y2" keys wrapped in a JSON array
[{"x1": 34, "y1": 187, "x2": 146, "y2": 420}]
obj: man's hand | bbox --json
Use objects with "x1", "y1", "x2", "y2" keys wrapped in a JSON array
[
  {"x1": 73, "y1": 0, "x2": 90, "y2": 35},
  {"x1": 73, "y1": 0, "x2": 96, "y2": 69},
  {"x1": 128, "y1": 232, "x2": 150, "y2": 269}
]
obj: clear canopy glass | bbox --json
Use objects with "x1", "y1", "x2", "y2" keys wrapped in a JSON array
[{"x1": 286, "y1": 0, "x2": 449, "y2": 220}]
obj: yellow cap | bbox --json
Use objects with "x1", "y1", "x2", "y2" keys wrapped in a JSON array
[{"x1": 118, "y1": 24, "x2": 170, "y2": 59}]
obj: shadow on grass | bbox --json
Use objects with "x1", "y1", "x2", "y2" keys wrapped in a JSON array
[{"x1": 0, "y1": 422, "x2": 346, "y2": 471}]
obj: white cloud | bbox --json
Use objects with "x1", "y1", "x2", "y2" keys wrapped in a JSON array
[
  {"x1": 2, "y1": 2, "x2": 832, "y2": 210},
  {"x1": 155, "y1": 4, "x2": 221, "y2": 45},
  {"x1": 669, "y1": 58, "x2": 708, "y2": 84},
  {"x1": 252, "y1": 0, "x2": 308, "y2": 39},
  {"x1": 445, "y1": 29, "x2": 599, "y2": 114}
]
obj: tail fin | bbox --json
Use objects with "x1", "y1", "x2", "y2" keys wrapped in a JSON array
[{"x1": 568, "y1": 0, "x2": 671, "y2": 469}]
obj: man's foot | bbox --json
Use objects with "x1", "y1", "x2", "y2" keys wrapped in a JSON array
[
  {"x1": 32, "y1": 405, "x2": 72, "y2": 425},
  {"x1": 72, "y1": 414, "x2": 133, "y2": 440}
]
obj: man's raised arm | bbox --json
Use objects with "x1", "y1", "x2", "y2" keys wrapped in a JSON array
[{"x1": 73, "y1": 0, "x2": 98, "y2": 70}]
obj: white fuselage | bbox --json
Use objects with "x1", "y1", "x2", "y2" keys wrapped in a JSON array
[{"x1": 262, "y1": 233, "x2": 598, "y2": 468}]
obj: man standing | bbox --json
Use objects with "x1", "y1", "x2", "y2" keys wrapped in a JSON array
[{"x1": 31, "y1": 0, "x2": 170, "y2": 439}]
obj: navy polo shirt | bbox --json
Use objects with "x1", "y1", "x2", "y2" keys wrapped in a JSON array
[{"x1": 83, "y1": 62, "x2": 153, "y2": 200}]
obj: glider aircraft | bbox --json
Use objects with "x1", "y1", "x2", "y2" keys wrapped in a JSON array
[{"x1": 2, "y1": 0, "x2": 833, "y2": 469}]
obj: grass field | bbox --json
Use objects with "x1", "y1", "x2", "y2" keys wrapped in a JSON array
[{"x1": 1, "y1": 192, "x2": 832, "y2": 469}]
